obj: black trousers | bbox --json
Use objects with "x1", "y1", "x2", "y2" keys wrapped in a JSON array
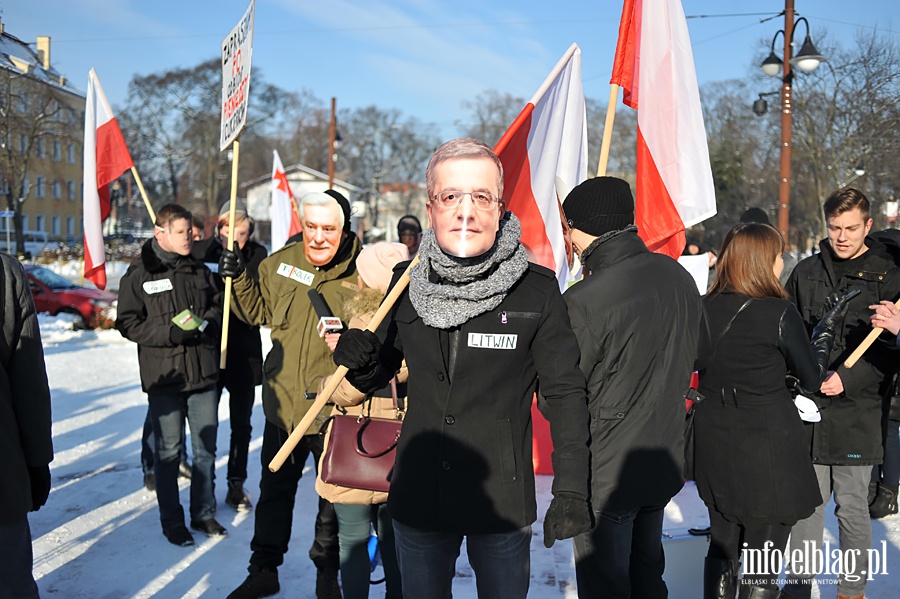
[
  {"x1": 249, "y1": 421, "x2": 339, "y2": 570},
  {"x1": 217, "y1": 375, "x2": 256, "y2": 483},
  {"x1": 708, "y1": 508, "x2": 791, "y2": 589}
]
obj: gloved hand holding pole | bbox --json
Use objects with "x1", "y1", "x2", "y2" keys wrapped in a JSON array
[{"x1": 268, "y1": 255, "x2": 420, "y2": 472}]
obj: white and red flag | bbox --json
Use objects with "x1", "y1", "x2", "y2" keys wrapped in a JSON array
[
  {"x1": 83, "y1": 68, "x2": 134, "y2": 290},
  {"x1": 495, "y1": 43, "x2": 588, "y2": 290},
  {"x1": 611, "y1": 0, "x2": 716, "y2": 258},
  {"x1": 270, "y1": 149, "x2": 301, "y2": 252}
]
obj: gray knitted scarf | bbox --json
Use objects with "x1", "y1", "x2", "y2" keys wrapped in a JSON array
[{"x1": 409, "y1": 212, "x2": 529, "y2": 329}]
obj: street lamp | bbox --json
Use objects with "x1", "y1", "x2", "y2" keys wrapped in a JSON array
[{"x1": 757, "y1": 0, "x2": 826, "y2": 248}]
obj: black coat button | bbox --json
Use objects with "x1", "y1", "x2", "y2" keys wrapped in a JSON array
[
  {"x1": 437, "y1": 372, "x2": 445, "y2": 381},
  {"x1": 445, "y1": 415, "x2": 456, "y2": 425},
  {"x1": 442, "y1": 460, "x2": 451, "y2": 470}
]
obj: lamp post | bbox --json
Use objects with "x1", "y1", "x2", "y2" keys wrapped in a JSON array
[
  {"x1": 327, "y1": 97, "x2": 339, "y2": 190},
  {"x1": 758, "y1": 0, "x2": 826, "y2": 247}
]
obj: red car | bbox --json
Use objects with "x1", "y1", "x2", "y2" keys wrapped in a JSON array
[{"x1": 24, "y1": 264, "x2": 118, "y2": 329}]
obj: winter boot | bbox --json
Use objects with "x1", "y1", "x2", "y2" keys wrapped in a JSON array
[
  {"x1": 868, "y1": 479, "x2": 879, "y2": 505},
  {"x1": 227, "y1": 566, "x2": 280, "y2": 599},
  {"x1": 316, "y1": 566, "x2": 342, "y2": 599},
  {"x1": 704, "y1": 557, "x2": 739, "y2": 599},
  {"x1": 869, "y1": 482, "x2": 898, "y2": 519},
  {"x1": 178, "y1": 459, "x2": 192, "y2": 480},
  {"x1": 225, "y1": 480, "x2": 253, "y2": 511},
  {"x1": 738, "y1": 584, "x2": 781, "y2": 599}
]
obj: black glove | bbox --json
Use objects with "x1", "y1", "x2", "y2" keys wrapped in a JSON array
[
  {"x1": 810, "y1": 289, "x2": 859, "y2": 372},
  {"x1": 28, "y1": 465, "x2": 51, "y2": 511},
  {"x1": 200, "y1": 319, "x2": 220, "y2": 340},
  {"x1": 219, "y1": 241, "x2": 245, "y2": 279},
  {"x1": 542, "y1": 491, "x2": 593, "y2": 548},
  {"x1": 333, "y1": 329, "x2": 382, "y2": 392},
  {"x1": 169, "y1": 325, "x2": 202, "y2": 346}
]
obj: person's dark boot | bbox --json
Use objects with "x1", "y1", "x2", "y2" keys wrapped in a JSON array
[
  {"x1": 178, "y1": 460, "x2": 192, "y2": 480},
  {"x1": 227, "y1": 566, "x2": 280, "y2": 599},
  {"x1": 738, "y1": 583, "x2": 781, "y2": 598},
  {"x1": 225, "y1": 480, "x2": 253, "y2": 511},
  {"x1": 316, "y1": 567, "x2": 342, "y2": 599},
  {"x1": 868, "y1": 479, "x2": 879, "y2": 505},
  {"x1": 704, "y1": 557, "x2": 739, "y2": 599},
  {"x1": 869, "y1": 482, "x2": 899, "y2": 519}
]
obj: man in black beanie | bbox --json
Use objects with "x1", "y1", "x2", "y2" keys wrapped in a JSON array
[
  {"x1": 739, "y1": 206, "x2": 797, "y2": 285},
  {"x1": 562, "y1": 176, "x2": 709, "y2": 599}
]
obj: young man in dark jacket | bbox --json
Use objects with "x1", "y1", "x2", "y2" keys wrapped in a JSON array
[
  {"x1": 782, "y1": 188, "x2": 900, "y2": 599},
  {"x1": 193, "y1": 203, "x2": 267, "y2": 511},
  {"x1": 561, "y1": 177, "x2": 708, "y2": 599},
  {"x1": 0, "y1": 253, "x2": 53, "y2": 598},
  {"x1": 116, "y1": 203, "x2": 224, "y2": 547},
  {"x1": 333, "y1": 137, "x2": 592, "y2": 599}
]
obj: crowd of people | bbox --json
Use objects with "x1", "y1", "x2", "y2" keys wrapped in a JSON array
[{"x1": 6, "y1": 136, "x2": 900, "y2": 599}]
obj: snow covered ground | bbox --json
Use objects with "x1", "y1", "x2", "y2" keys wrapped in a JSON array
[{"x1": 27, "y1": 310, "x2": 900, "y2": 598}]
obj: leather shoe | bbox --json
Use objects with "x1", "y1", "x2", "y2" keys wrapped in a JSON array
[
  {"x1": 163, "y1": 525, "x2": 195, "y2": 547},
  {"x1": 190, "y1": 517, "x2": 228, "y2": 537}
]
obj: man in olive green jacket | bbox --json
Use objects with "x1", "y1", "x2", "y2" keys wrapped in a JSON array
[{"x1": 221, "y1": 190, "x2": 361, "y2": 599}]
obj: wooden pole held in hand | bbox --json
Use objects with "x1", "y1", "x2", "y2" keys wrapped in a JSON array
[
  {"x1": 130, "y1": 166, "x2": 156, "y2": 224},
  {"x1": 268, "y1": 255, "x2": 420, "y2": 472},
  {"x1": 220, "y1": 139, "x2": 241, "y2": 369},
  {"x1": 596, "y1": 84, "x2": 619, "y2": 177}
]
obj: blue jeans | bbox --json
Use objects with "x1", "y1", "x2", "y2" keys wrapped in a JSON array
[
  {"x1": 392, "y1": 520, "x2": 531, "y2": 599},
  {"x1": 334, "y1": 503, "x2": 402, "y2": 599},
  {"x1": 573, "y1": 505, "x2": 668, "y2": 599},
  {"x1": 141, "y1": 408, "x2": 188, "y2": 474},
  {"x1": 0, "y1": 515, "x2": 39, "y2": 599},
  {"x1": 147, "y1": 387, "x2": 218, "y2": 531}
]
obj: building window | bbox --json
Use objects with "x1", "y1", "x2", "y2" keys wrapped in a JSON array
[
  {"x1": 67, "y1": 142, "x2": 76, "y2": 164},
  {"x1": 35, "y1": 138, "x2": 45, "y2": 159},
  {"x1": 19, "y1": 134, "x2": 27, "y2": 154},
  {"x1": 66, "y1": 216, "x2": 75, "y2": 236},
  {"x1": 52, "y1": 215, "x2": 61, "y2": 236},
  {"x1": 21, "y1": 214, "x2": 29, "y2": 230},
  {"x1": 67, "y1": 180, "x2": 76, "y2": 200},
  {"x1": 35, "y1": 176, "x2": 45, "y2": 198},
  {"x1": 53, "y1": 180, "x2": 61, "y2": 200},
  {"x1": 35, "y1": 214, "x2": 44, "y2": 232},
  {"x1": 52, "y1": 139, "x2": 61, "y2": 161}
]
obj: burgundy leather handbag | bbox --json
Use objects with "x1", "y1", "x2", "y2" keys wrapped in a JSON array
[{"x1": 319, "y1": 379, "x2": 403, "y2": 493}]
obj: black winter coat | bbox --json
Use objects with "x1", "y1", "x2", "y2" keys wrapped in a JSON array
[
  {"x1": 563, "y1": 232, "x2": 708, "y2": 514},
  {"x1": 695, "y1": 294, "x2": 823, "y2": 526},
  {"x1": 0, "y1": 254, "x2": 53, "y2": 521},
  {"x1": 116, "y1": 240, "x2": 222, "y2": 394},
  {"x1": 786, "y1": 238, "x2": 900, "y2": 465},
  {"x1": 374, "y1": 262, "x2": 590, "y2": 535},
  {"x1": 192, "y1": 236, "x2": 267, "y2": 386}
]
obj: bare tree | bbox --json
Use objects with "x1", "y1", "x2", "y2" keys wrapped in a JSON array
[{"x1": 0, "y1": 68, "x2": 80, "y2": 254}]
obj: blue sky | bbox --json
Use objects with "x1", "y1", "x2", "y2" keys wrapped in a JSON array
[{"x1": 4, "y1": 0, "x2": 899, "y2": 138}]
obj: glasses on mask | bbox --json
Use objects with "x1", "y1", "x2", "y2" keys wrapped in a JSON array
[{"x1": 431, "y1": 190, "x2": 500, "y2": 211}]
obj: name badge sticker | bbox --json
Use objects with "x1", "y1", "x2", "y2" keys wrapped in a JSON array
[
  {"x1": 276, "y1": 263, "x2": 315, "y2": 286},
  {"x1": 143, "y1": 279, "x2": 174, "y2": 294},
  {"x1": 467, "y1": 332, "x2": 518, "y2": 350}
]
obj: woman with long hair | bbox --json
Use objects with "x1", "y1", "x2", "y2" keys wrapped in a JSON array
[{"x1": 695, "y1": 223, "x2": 850, "y2": 599}]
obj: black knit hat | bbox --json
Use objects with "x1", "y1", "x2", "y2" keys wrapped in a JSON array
[
  {"x1": 563, "y1": 176, "x2": 634, "y2": 236},
  {"x1": 739, "y1": 207, "x2": 771, "y2": 226},
  {"x1": 324, "y1": 189, "x2": 352, "y2": 234}
]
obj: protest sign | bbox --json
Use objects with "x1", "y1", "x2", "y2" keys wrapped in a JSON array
[{"x1": 220, "y1": 0, "x2": 255, "y2": 150}]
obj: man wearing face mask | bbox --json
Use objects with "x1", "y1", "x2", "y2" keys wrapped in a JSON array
[
  {"x1": 332, "y1": 137, "x2": 592, "y2": 598},
  {"x1": 221, "y1": 191, "x2": 360, "y2": 599}
]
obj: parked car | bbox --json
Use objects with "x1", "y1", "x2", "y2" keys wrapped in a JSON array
[
  {"x1": 0, "y1": 229, "x2": 49, "y2": 257},
  {"x1": 24, "y1": 264, "x2": 117, "y2": 329}
]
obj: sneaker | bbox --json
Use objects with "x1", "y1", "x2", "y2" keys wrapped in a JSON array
[
  {"x1": 143, "y1": 472, "x2": 156, "y2": 492},
  {"x1": 227, "y1": 566, "x2": 280, "y2": 599},
  {"x1": 316, "y1": 567, "x2": 342, "y2": 599},
  {"x1": 190, "y1": 517, "x2": 228, "y2": 537},
  {"x1": 178, "y1": 460, "x2": 192, "y2": 479},
  {"x1": 226, "y1": 481, "x2": 253, "y2": 511},
  {"x1": 163, "y1": 525, "x2": 195, "y2": 547}
]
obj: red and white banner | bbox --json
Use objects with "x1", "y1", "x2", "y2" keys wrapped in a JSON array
[
  {"x1": 83, "y1": 68, "x2": 133, "y2": 290},
  {"x1": 611, "y1": 0, "x2": 716, "y2": 258},
  {"x1": 270, "y1": 149, "x2": 301, "y2": 252},
  {"x1": 495, "y1": 43, "x2": 588, "y2": 290}
]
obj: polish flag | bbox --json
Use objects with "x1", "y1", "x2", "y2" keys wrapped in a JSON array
[
  {"x1": 611, "y1": 0, "x2": 716, "y2": 258},
  {"x1": 270, "y1": 149, "x2": 301, "y2": 252},
  {"x1": 495, "y1": 43, "x2": 588, "y2": 290},
  {"x1": 83, "y1": 69, "x2": 134, "y2": 290}
]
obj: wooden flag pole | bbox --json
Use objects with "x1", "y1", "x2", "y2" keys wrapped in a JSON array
[
  {"x1": 220, "y1": 138, "x2": 241, "y2": 369},
  {"x1": 843, "y1": 300, "x2": 899, "y2": 368},
  {"x1": 130, "y1": 166, "x2": 156, "y2": 223},
  {"x1": 269, "y1": 255, "x2": 420, "y2": 472},
  {"x1": 596, "y1": 84, "x2": 619, "y2": 177}
]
